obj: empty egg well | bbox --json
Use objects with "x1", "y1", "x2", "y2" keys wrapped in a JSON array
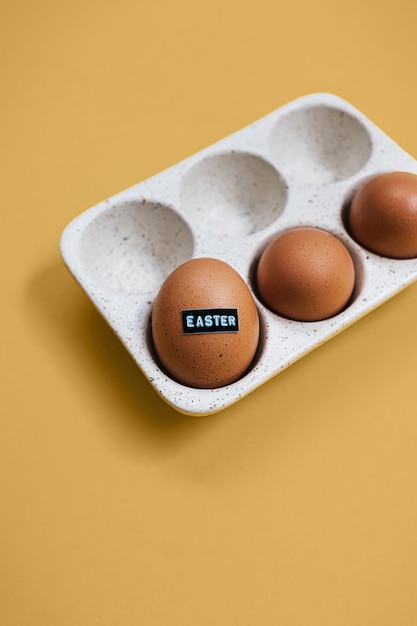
[
  {"x1": 269, "y1": 105, "x2": 373, "y2": 184},
  {"x1": 79, "y1": 199, "x2": 194, "y2": 295},
  {"x1": 179, "y1": 151, "x2": 288, "y2": 237}
]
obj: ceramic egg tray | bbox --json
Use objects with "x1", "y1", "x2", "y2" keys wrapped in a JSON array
[{"x1": 60, "y1": 93, "x2": 417, "y2": 416}]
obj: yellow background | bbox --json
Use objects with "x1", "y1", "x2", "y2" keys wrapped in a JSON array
[{"x1": 2, "y1": 1, "x2": 417, "y2": 624}]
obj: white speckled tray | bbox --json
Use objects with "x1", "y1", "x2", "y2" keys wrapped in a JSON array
[{"x1": 60, "y1": 93, "x2": 417, "y2": 416}]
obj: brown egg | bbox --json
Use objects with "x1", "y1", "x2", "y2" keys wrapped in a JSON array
[
  {"x1": 151, "y1": 258, "x2": 260, "y2": 389},
  {"x1": 256, "y1": 227, "x2": 355, "y2": 322},
  {"x1": 348, "y1": 171, "x2": 417, "y2": 258}
]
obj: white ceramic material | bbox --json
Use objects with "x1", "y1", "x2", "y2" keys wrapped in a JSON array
[{"x1": 60, "y1": 93, "x2": 417, "y2": 416}]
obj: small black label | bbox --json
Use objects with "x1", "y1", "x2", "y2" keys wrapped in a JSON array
[{"x1": 182, "y1": 308, "x2": 239, "y2": 335}]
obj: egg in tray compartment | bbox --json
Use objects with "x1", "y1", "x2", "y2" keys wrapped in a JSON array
[{"x1": 60, "y1": 93, "x2": 417, "y2": 415}]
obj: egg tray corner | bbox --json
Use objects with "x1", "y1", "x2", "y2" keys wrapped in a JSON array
[{"x1": 60, "y1": 93, "x2": 417, "y2": 416}]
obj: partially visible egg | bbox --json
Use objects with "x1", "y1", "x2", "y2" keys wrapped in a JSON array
[
  {"x1": 348, "y1": 171, "x2": 417, "y2": 258},
  {"x1": 151, "y1": 258, "x2": 260, "y2": 389},
  {"x1": 256, "y1": 227, "x2": 355, "y2": 322}
]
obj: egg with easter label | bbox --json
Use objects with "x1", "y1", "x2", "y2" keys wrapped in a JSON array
[{"x1": 151, "y1": 258, "x2": 260, "y2": 389}]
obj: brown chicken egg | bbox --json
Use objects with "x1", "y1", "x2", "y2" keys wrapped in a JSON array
[
  {"x1": 256, "y1": 227, "x2": 355, "y2": 322},
  {"x1": 348, "y1": 171, "x2": 417, "y2": 258},
  {"x1": 151, "y1": 258, "x2": 260, "y2": 389}
]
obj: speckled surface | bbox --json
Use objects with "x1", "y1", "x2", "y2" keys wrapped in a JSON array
[{"x1": 60, "y1": 93, "x2": 417, "y2": 415}]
